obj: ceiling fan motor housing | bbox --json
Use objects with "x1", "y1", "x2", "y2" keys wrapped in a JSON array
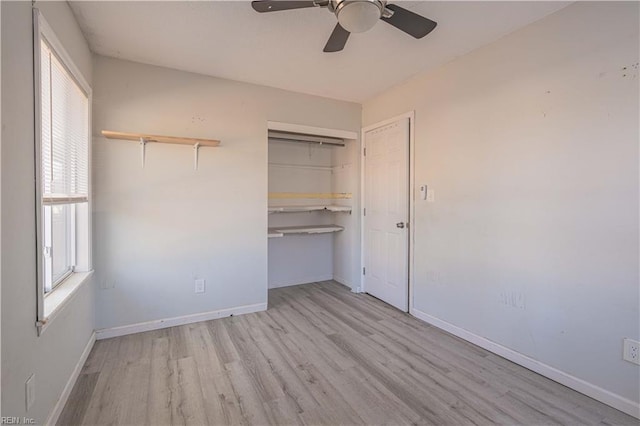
[{"x1": 330, "y1": 0, "x2": 386, "y2": 33}]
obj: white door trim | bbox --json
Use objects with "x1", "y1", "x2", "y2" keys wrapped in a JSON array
[{"x1": 360, "y1": 111, "x2": 415, "y2": 310}]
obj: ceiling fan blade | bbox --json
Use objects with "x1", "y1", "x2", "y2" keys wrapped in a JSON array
[
  {"x1": 381, "y1": 4, "x2": 437, "y2": 39},
  {"x1": 251, "y1": 1, "x2": 317, "y2": 13},
  {"x1": 323, "y1": 23, "x2": 350, "y2": 52}
]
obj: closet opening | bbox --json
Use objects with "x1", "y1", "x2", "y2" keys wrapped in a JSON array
[{"x1": 267, "y1": 122, "x2": 360, "y2": 293}]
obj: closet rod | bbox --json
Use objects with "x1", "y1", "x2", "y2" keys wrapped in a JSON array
[
  {"x1": 269, "y1": 137, "x2": 345, "y2": 147},
  {"x1": 268, "y1": 130, "x2": 345, "y2": 147}
]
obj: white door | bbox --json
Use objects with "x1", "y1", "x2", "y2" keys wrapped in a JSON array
[{"x1": 363, "y1": 118, "x2": 409, "y2": 311}]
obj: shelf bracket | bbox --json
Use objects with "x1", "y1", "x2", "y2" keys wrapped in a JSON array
[
  {"x1": 140, "y1": 137, "x2": 148, "y2": 168},
  {"x1": 193, "y1": 142, "x2": 201, "y2": 170}
]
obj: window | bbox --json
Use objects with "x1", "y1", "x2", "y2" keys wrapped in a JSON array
[
  {"x1": 40, "y1": 40, "x2": 89, "y2": 292},
  {"x1": 35, "y1": 10, "x2": 92, "y2": 329}
]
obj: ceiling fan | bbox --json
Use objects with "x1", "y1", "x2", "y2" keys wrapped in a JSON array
[{"x1": 251, "y1": 0, "x2": 437, "y2": 52}]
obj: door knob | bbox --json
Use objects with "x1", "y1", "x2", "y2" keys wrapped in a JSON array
[{"x1": 396, "y1": 222, "x2": 405, "y2": 229}]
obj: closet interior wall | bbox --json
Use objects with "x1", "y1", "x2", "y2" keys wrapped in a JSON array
[{"x1": 268, "y1": 134, "x2": 359, "y2": 289}]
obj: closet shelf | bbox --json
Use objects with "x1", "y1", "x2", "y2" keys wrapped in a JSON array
[
  {"x1": 268, "y1": 229, "x2": 284, "y2": 238},
  {"x1": 269, "y1": 192, "x2": 352, "y2": 199},
  {"x1": 268, "y1": 205, "x2": 352, "y2": 214},
  {"x1": 268, "y1": 225, "x2": 344, "y2": 238}
]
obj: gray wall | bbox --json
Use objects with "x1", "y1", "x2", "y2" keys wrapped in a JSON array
[
  {"x1": 363, "y1": 2, "x2": 639, "y2": 404},
  {"x1": 1, "y1": 1, "x2": 94, "y2": 422},
  {"x1": 92, "y1": 56, "x2": 361, "y2": 330}
]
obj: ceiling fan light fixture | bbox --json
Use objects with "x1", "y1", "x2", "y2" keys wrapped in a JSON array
[
  {"x1": 252, "y1": 0, "x2": 437, "y2": 53},
  {"x1": 336, "y1": 0, "x2": 382, "y2": 33}
]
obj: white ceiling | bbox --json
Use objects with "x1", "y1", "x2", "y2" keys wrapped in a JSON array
[{"x1": 69, "y1": 1, "x2": 569, "y2": 103}]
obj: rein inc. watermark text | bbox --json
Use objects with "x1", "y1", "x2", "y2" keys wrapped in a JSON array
[{"x1": 1, "y1": 418, "x2": 35, "y2": 425}]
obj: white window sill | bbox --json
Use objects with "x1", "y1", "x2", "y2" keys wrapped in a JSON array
[{"x1": 38, "y1": 270, "x2": 93, "y2": 335}]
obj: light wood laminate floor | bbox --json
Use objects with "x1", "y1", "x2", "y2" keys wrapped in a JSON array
[{"x1": 59, "y1": 281, "x2": 637, "y2": 425}]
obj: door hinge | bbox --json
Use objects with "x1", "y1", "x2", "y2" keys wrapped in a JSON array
[
  {"x1": 363, "y1": 267, "x2": 366, "y2": 275},
  {"x1": 363, "y1": 147, "x2": 366, "y2": 157},
  {"x1": 363, "y1": 208, "x2": 366, "y2": 216}
]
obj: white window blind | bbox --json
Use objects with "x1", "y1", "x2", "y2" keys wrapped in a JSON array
[
  {"x1": 35, "y1": 9, "x2": 93, "y2": 332},
  {"x1": 40, "y1": 41, "x2": 89, "y2": 205}
]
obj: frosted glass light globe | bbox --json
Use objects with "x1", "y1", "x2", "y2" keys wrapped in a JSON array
[{"x1": 337, "y1": 1, "x2": 381, "y2": 33}]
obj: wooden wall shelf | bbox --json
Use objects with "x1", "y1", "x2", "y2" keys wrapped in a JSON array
[
  {"x1": 101, "y1": 130, "x2": 220, "y2": 147},
  {"x1": 101, "y1": 130, "x2": 220, "y2": 169}
]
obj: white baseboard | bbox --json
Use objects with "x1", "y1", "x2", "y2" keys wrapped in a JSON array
[
  {"x1": 45, "y1": 331, "x2": 96, "y2": 426},
  {"x1": 332, "y1": 275, "x2": 353, "y2": 290},
  {"x1": 96, "y1": 303, "x2": 267, "y2": 340},
  {"x1": 410, "y1": 307, "x2": 640, "y2": 419},
  {"x1": 268, "y1": 274, "x2": 334, "y2": 289}
]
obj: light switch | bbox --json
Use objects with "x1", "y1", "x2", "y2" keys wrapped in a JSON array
[{"x1": 419, "y1": 185, "x2": 428, "y2": 200}]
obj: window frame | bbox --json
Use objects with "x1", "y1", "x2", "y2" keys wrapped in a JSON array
[
  {"x1": 34, "y1": 9, "x2": 93, "y2": 334},
  {"x1": 43, "y1": 203, "x2": 76, "y2": 292}
]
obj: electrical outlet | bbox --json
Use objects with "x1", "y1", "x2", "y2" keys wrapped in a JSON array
[
  {"x1": 25, "y1": 374, "x2": 35, "y2": 411},
  {"x1": 195, "y1": 279, "x2": 205, "y2": 294},
  {"x1": 427, "y1": 270, "x2": 441, "y2": 283},
  {"x1": 499, "y1": 290, "x2": 525, "y2": 310},
  {"x1": 99, "y1": 279, "x2": 116, "y2": 290},
  {"x1": 623, "y1": 338, "x2": 640, "y2": 365}
]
